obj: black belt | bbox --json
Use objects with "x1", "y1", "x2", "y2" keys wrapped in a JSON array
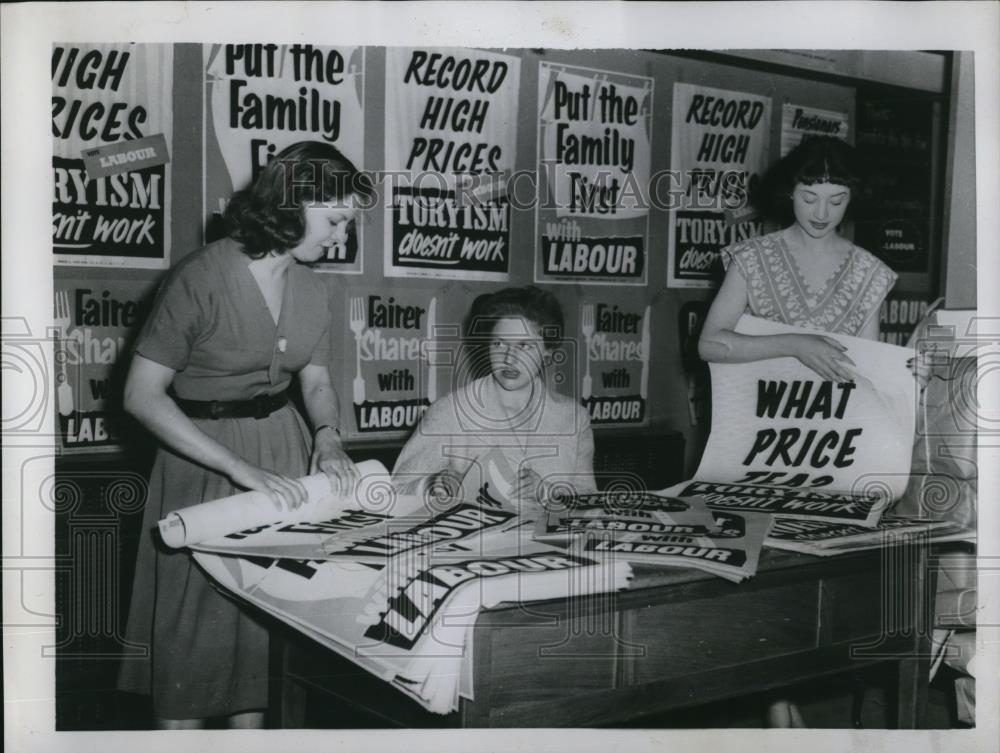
[{"x1": 174, "y1": 391, "x2": 289, "y2": 420}]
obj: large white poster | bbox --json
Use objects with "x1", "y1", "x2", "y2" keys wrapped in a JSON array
[
  {"x1": 667, "y1": 83, "x2": 771, "y2": 288},
  {"x1": 203, "y1": 43, "x2": 365, "y2": 272},
  {"x1": 534, "y1": 63, "x2": 653, "y2": 286},
  {"x1": 693, "y1": 315, "x2": 916, "y2": 498},
  {"x1": 383, "y1": 47, "x2": 520, "y2": 280},
  {"x1": 53, "y1": 43, "x2": 173, "y2": 268}
]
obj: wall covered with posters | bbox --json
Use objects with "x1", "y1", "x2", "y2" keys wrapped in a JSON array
[{"x1": 54, "y1": 44, "x2": 945, "y2": 471}]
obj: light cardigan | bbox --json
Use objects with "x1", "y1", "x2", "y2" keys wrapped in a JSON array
[{"x1": 391, "y1": 375, "x2": 597, "y2": 497}]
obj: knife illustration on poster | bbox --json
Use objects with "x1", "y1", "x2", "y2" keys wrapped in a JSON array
[{"x1": 580, "y1": 301, "x2": 650, "y2": 425}]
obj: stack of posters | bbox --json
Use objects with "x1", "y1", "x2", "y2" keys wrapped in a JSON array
[
  {"x1": 764, "y1": 516, "x2": 973, "y2": 556},
  {"x1": 166, "y1": 463, "x2": 631, "y2": 714},
  {"x1": 656, "y1": 316, "x2": 963, "y2": 558},
  {"x1": 532, "y1": 490, "x2": 769, "y2": 582},
  {"x1": 667, "y1": 480, "x2": 887, "y2": 527},
  {"x1": 193, "y1": 524, "x2": 630, "y2": 714}
]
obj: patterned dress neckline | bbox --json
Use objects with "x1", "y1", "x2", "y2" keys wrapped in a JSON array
[
  {"x1": 722, "y1": 231, "x2": 898, "y2": 337},
  {"x1": 776, "y1": 233, "x2": 856, "y2": 311}
]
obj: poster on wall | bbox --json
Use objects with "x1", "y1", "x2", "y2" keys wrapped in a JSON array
[
  {"x1": 53, "y1": 43, "x2": 172, "y2": 268},
  {"x1": 666, "y1": 83, "x2": 771, "y2": 288},
  {"x1": 535, "y1": 63, "x2": 653, "y2": 286},
  {"x1": 578, "y1": 301, "x2": 650, "y2": 426},
  {"x1": 879, "y1": 291, "x2": 936, "y2": 346},
  {"x1": 345, "y1": 290, "x2": 438, "y2": 440},
  {"x1": 780, "y1": 103, "x2": 849, "y2": 156},
  {"x1": 678, "y1": 300, "x2": 710, "y2": 426},
  {"x1": 52, "y1": 279, "x2": 157, "y2": 453},
  {"x1": 203, "y1": 44, "x2": 365, "y2": 273},
  {"x1": 383, "y1": 47, "x2": 520, "y2": 281}
]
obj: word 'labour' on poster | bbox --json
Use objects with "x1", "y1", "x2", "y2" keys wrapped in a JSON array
[
  {"x1": 667, "y1": 82, "x2": 771, "y2": 288},
  {"x1": 346, "y1": 291, "x2": 438, "y2": 439},
  {"x1": 578, "y1": 301, "x2": 651, "y2": 425},
  {"x1": 383, "y1": 47, "x2": 520, "y2": 281},
  {"x1": 53, "y1": 43, "x2": 173, "y2": 268},
  {"x1": 203, "y1": 43, "x2": 365, "y2": 272},
  {"x1": 694, "y1": 315, "x2": 916, "y2": 499},
  {"x1": 535, "y1": 63, "x2": 653, "y2": 286},
  {"x1": 52, "y1": 279, "x2": 158, "y2": 453}
]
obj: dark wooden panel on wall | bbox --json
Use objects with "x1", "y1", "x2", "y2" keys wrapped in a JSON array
[
  {"x1": 854, "y1": 83, "x2": 947, "y2": 293},
  {"x1": 54, "y1": 452, "x2": 153, "y2": 730}
]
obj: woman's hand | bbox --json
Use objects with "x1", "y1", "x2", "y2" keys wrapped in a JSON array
[
  {"x1": 907, "y1": 350, "x2": 933, "y2": 391},
  {"x1": 514, "y1": 467, "x2": 547, "y2": 512},
  {"x1": 310, "y1": 429, "x2": 359, "y2": 495},
  {"x1": 227, "y1": 460, "x2": 308, "y2": 511},
  {"x1": 789, "y1": 333, "x2": 857, "y2": 382}
]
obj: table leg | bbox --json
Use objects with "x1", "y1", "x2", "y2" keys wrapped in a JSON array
[
  {"x1": 269, "y1": 634, "x2": 307, "y2": 729},
  {"x1": 896, "y1": 541, "x2": 935, "y2": 729}
]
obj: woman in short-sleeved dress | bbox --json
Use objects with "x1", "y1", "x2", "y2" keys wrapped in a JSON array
[
  {"x1": 699, "y1": 138, "x2": 897, "y2": 727},
  {"x1": 118, "y1": 142, "x2": 367, "y2": 728},
  {"x1": 700, "y1": 137, "x2": 897, "y2": 381},
  {"x1": 721, "y1": 229, "x2": 896, "y2": 337}
]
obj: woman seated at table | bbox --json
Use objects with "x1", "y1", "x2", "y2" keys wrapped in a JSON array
[{"x1": 392, "y1": 286, "x2": 596, "y2": 510}]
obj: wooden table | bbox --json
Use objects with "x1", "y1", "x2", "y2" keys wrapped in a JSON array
[{"x1": 271, "y1": 543, "x2": 935, "y2": 728}]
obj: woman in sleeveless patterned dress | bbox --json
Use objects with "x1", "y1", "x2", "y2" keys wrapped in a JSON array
[{"x1": 699, "y1": 137, "x2": 897, "y2": 726}]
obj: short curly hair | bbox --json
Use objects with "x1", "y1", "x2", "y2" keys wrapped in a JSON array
[
  {"x1": 465, "y1": 286, "x2": 565, "y2": 348},
  {"x1": 225, "y1": 141, "x2": 374, "y2": 259},
  {"x1": 753, "y1": 137, "x2": 865, "y2": 225}
]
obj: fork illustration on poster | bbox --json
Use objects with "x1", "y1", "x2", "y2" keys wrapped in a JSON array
[
  {"x1": 349, "y1": 293, "x2": 436, "y2": 436},
  {"x1": 52, "y1": 281, "x2": 156, "y2": 452}
]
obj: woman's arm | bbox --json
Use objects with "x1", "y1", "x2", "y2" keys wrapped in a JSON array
[
  {"x1": 698, "y1": 265, "x2": 856, "y2": 382},
  {"x1": 391, "y1": 398, "x2": 461, "y2": 496},
  {"x1": 123, "y1": 354, "x2": 306, "y2": 508},
  {"x1": 298, "y1": 363, "x2": 358, "y2": 490},
  {"x1": 572, "y1": 407, "x2": 597, "y2": 494},
  {"x1": 858, "y1": 309, "x2": 880, "y2": 341}
]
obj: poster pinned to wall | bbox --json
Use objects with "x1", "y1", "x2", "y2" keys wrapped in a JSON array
[
  {"x1": 780, "y1": 103, "x2": 849, "y2": 157},
  {"x1": 53, "y1": 43, "x2": 172, "y2": 268},
  {"x1": 383, "y1": 47, "x2": 520, "y2": 281},
  {"x1": 667, "y1": 83, "x2": 771, "y2": 288},
  {"x1": 678, "y1": 300, "x2": 711, "y2": 427},
  {"x1": 52, "y1": 279, "x2": 157, "y2": 453},
  {"x1": 534, "y1": 63, "x2": 653, "y2": 286},
  {"x1": 879, "y1": 292, "x2": 937, "y2": 346},
  {"x1": 203, "y1": 44, "x2": 365, "y2": 273},
  {"x1": 345, "y1": 290, "x2": 439, "y2": 440},
  {"x1": 578, "y1": 301, "x2": 651, "y2": 426}
]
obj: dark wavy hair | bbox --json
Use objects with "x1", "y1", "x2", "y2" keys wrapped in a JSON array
[
  {"x1": 752, "y1": 137, "x2": 865, "y2": 225},
  {"x1": 465, "y1": 286, "x2": 565, "y2": 349},
  {"x1": 224, "y1": 141, "x2": 374, "y2": 259}
]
